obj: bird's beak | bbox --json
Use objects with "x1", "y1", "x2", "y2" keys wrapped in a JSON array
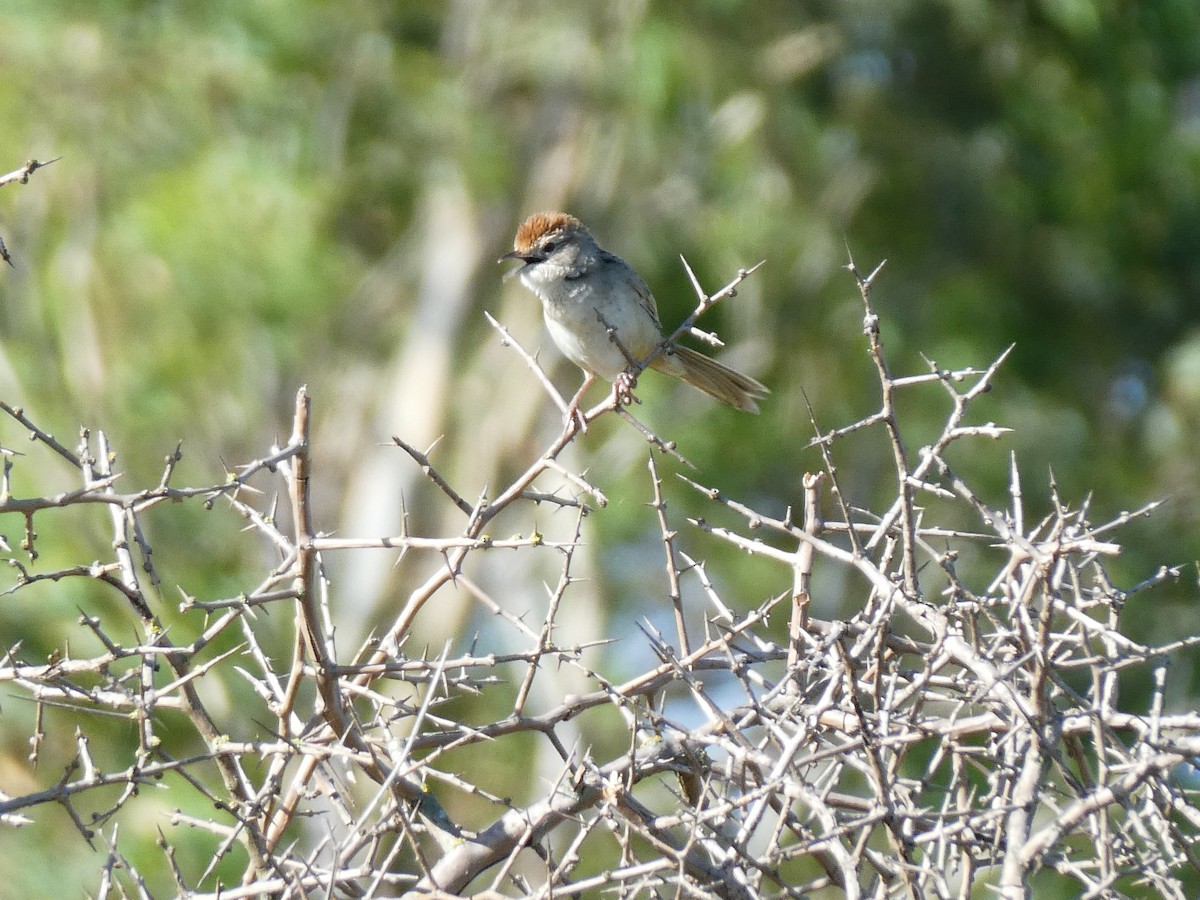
[{"x1": 498, "y1": 249, "x2": 532, "y2": 281}]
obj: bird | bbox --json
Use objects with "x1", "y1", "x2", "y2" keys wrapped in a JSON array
[{"x1": 499, "y1": 212, "x2": 768, "y2": 414}]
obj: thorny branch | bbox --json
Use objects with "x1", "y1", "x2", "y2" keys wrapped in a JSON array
[
  {"x1": 0, "y1": 157, "x2": 60, "y2": 266},
  {"x1": 0, "y1": 257, "x2": 1197, "y2": 899}
]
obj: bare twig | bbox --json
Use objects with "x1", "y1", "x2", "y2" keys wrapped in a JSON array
[{"x1": 0, "y1": 257, "x2": 1193, "y2": 900}]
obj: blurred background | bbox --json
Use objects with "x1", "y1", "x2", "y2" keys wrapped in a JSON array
[{"x1": 0, "y1": 0, "x2": 1198, "y2": 894}]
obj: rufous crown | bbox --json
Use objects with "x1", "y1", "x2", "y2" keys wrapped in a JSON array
[{"x1": 512, "y1": 212, "x2": 584, "y2": 254}]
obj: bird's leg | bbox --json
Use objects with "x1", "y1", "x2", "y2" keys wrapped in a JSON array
[{"x1": 565, "y1": 373, "x2": 596, "y2": 431}]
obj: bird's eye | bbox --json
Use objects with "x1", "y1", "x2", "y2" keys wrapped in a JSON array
[{"x1": 542, "y1": 240, "x2": 558, "y2": 253}]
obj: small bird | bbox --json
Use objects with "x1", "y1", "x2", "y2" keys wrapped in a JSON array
[{"x1": 500, "y1": 212, "x2": 768, "y2": 413}]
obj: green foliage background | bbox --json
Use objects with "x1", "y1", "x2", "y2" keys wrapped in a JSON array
[{"x1": 0, "y1": 1, "x2": 1198, "y2": 894}]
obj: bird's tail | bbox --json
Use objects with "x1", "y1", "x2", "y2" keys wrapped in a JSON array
[{"x1": 652, "y1": 346, "x2": 768, "y2": 413}]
